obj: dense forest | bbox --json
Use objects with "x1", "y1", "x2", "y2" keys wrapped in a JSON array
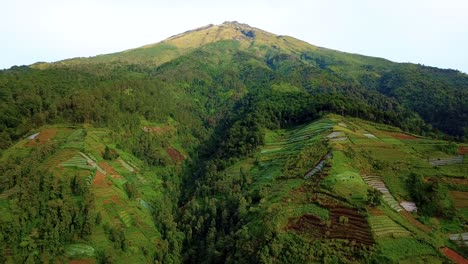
[{"x1": 0, "y1": 22, "x2": 467, "y2": 263}]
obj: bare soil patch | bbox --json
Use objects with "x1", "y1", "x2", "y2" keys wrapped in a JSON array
[
  {"x1": 92, "y1": 171, "x2": 109, "y2": 187},
  {"x1": 458, "y1": 146, "x2": 468, "y2": 155},
  {"x1": 167, "y1": 147, "x2": 185, "y2": 163},
  {"x1": 27, "y1": 128, "x2": 57, "y2": 146}
]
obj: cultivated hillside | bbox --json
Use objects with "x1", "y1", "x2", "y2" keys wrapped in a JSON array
[{"x1": 0, "y1": 22, "x2": 467, "y2": 263}]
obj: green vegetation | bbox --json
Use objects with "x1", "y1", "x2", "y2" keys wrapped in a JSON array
[{"x1": 0, "y1": 22, "x2": 467, "y2": 263}]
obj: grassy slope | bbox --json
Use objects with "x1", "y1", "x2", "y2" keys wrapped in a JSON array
[
  {"x1": 219, "y1": 114, "x2": 467, "y2": 262},
  {"x1": 0, "y1": 121, "x2": 186, "y2": 263}
]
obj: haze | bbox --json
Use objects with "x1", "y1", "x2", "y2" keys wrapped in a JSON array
[{"x1": 1, "y1": 0, "x2": 467, "y2": 73}]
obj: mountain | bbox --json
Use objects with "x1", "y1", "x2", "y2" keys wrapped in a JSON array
[{"x1": 0, "y1": 22, "x2": 467, "y2": 263}]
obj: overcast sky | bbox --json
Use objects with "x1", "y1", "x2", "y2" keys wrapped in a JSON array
[{"x1": 1, "y1": 0, "x2": 467, "y2": 72}]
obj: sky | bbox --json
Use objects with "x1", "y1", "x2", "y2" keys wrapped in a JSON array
[{"x1": 1, "y1": 0, "x2": 468, "y2": 72}]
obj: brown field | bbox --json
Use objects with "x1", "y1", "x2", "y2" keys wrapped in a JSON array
[
  {"x1": 142, "y1": 126, "x2": 172, "y2": 135},
  {"x1": 440, "y1": 247, "x2": 468, "y2": 264},
  {"x1": 288, "y1": 204, "x2": 374, "y2": 246},
  {"x1": 103, "y1": 195, "x2": 121, "y2": 205},
  {"x1": 368, "y1": 207, "x2": 385, "y2": 216},
  {"x1": 92, "y1": 171, "x2": 109, "y2": 187},
  {"x1": 458, "y1": 146, "x2": 468, "y2": 155},
  {"x1": 99, "y1": 161, "x2": 123, "y2": 179},
  {"x1": 386, "y1": 131, "x2": 418, "y2": 140},
  {"x1": 167, "y1": 147, "x2": 185, "y2": 163},
  {"x1": 27, "y1": 128, "x2": 57, "y2": 146},
  {"x1": 449, "y1": 191, "x2": 468, "y2": 208}
]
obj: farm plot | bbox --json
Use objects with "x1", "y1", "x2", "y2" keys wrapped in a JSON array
[
  {"x1": 93, "y1": 187, "x2": 115, "y2": 197},
  {"x1": 449, "y1": 232, "x2": 468, "y2": 246},
  {"x1": 400, "y1": 201, "x2": 417, "y2": 212},
  {"x1": 328, "y1": 206, "x2": 374, "y2": 245},
  {"x1": 363, "y1": 133, "x2": 377, "y2": 139},
  {"x1": 288, "y1": 204, "x2": 374, "y2": 246},
  {"x1": 459, "y1": 146, "x2": 468, "y2": 155},
  {"x1": 65, "y1": 244, "x2": 95, "y2": 257},
  {"x1": 64, "y1": 129, "x2": 85, "y2": 149},
  {"x1": 43, "y1": 149, "x2": 77, "y2": 168},
  {"x1": 385, "y1": 131, "x2": 419, "y2": 140},
  {"x1": 61, "y1": 155, "x2": 94, "y2": 171},
  {"x1": 429, "y1": 155, "x2": 464, "y2": 166},
  {"x1": 369, "y1": 215, "x2": 411, "y2": 238},
  {"x1": 361, "y1": 175, "x2": 403, "y2": 212},
  {"x1": 117, "y1": 158, "x2": 135, "y2": 172},
  {"x1": 304, "y1": 153, "x2": 331, "y2": 179},
  {"x1": 119, "y1": 210, "x2": 132, "y2": 227},
  {"x1": 27, "y1": 128, "x2": 57, "y2": 145},
  {"x1": 166, "y1": 147, "x2": 185, "y2": 163},
  {"x1": 79, "y1": 152, "x2": 106, "y2": 174},
  {"x1": 450, "y1": 191, "x2": 468, "y2": 208}
]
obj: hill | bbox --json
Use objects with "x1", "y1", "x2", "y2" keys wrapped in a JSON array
[
  {"x1": 180, "y1": 114, "x2": 468, "y2": 263},
  {"x1": 0, "y1": 22, "x2": 467, "y2": 263}
]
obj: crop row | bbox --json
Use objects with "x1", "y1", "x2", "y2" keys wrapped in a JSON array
[
  {"x1": 362, "y1": 175, "x2": 403, "y2": 212},
  {"x1": 369, "y1": 215, "x2": 410, "y2": 238},
  {"x1": 429, "y1": 155, "x2": 464, "y2": 166},
  {"x1": 65, "y1": 243, "x2": 95, "y2": 257},
  {"x1": 119, "y1": 210, "x2": 132, "y2": 227}
]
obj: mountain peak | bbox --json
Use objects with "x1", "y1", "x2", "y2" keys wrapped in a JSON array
[{"x1": 221, "y1": 21, "x2": 252, "y2": 27}]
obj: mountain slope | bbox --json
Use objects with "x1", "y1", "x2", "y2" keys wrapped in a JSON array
[
  {"x1": 19, "y1": 21, "x2": 468, "y2": 139},
  {"x1": 0, "y1": 22, "x2": 467, "y2": 263},
  {"x1": 181, "y1": 114, "x2": 468, "y2": 263}
]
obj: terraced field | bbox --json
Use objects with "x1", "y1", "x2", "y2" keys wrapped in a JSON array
[
  {"x1": 61, "y1": 154, "x2": 94, "y2": 171},
  {"x1": 369, "y1": 215, "x2": 411, "y2": 238},
  {"x1": 288, "y1": 204, "x2": 374, "y2": 246},
  {"x1": 429, "y1": 155, "x2": 464, "y2": 166},
  {"x1": 361, "y1": 175, "x2": 403, "y2": 212},
  {"x1": 304, "y1": 153, "x2": 331, "y2": 179},
  {"x1": 65, "y1": 244, "x2": 95, "y2": 258},
  {"x1": 118, "y1": 210, "x2": 132, "y2": 227}
]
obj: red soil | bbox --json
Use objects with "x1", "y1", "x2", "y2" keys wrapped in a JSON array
[
  {"x1": 103, "y1": 195, "x2": 120, "y2": 205},
  {"x1": 167, "y1": 147, "x2": 185, "y2": 163},
  {"x1": 92, "y1": 171, "x2": 109, "y2": 187},
  {"x1": 386, "y1": 132, "x2": 418, "y2": 140},
  {"x1": 458, "y1": 146, "x2": 468, "y2": 155},
  {"x1": 111, "y1": 195, "x2": 121, "y2": 204},
  {"x1": 440, "y1": 247, "x2": 468, "y2": 264},
  {"x1": 27, "y1": 128, "x2": 57, "y2": 146},
  {"x1": 99, "y1": 162, "x2": 123, "y2": 179},
  {"x1": 99, "y1": 161, "x2": 117, "y2": 174}
]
